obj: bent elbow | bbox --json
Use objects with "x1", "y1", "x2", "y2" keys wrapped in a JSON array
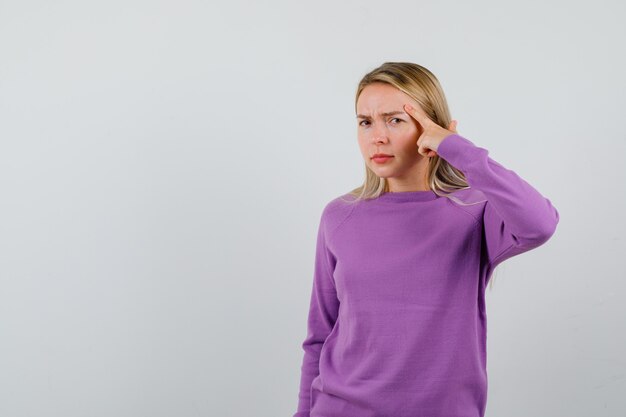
[
  {"x1": 518, "y1": 211, "x2": 560, "y2": 248},
  {"x1": 541, "y1": 207, "x2": 560, "y2": 241}
]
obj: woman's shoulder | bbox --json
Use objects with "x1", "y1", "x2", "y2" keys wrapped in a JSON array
[
  {"x1": 440, "y1": 187, "x2": 489, "y2": 226},
  {"x1": 319, "y1": 192, "x2": 360, "y2": 231}
]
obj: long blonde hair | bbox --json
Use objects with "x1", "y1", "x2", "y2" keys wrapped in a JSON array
[{"x1": 344, "y1": 62, "x2": 498, "y2": 288}]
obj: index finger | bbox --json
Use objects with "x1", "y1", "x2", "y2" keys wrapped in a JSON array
[{"x1": 403, "y1": 102, "x2": 432, "y2": 125}]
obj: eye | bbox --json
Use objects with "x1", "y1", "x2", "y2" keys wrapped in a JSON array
[{"x1": 358, "y1": 118, "x2": 401, "y2": 126}]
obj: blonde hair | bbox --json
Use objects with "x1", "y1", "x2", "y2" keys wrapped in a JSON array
[{"x1": 343, "y1": 62, "x2": 499, "y2": 288}]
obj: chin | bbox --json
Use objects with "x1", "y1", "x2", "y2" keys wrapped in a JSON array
[{"x1": 369, "y1": 168, "x2": 393, "y2": 178}]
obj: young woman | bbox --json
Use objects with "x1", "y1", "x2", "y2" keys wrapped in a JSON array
[{"x1": 293, "y1": 62, "x2": 559, "y2": 417}]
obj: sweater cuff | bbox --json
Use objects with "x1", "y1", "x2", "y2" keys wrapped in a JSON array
[{"x1": 436, "y1": 133, "x2": 488, "y2": 173}]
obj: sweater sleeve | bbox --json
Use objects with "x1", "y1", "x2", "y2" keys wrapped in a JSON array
[
  {"x1": 436, "y1": 133, "x2": 560, "y2": 271},
  {"x1": 293, "y1": 209, "x2": 340, "y2": 417}
]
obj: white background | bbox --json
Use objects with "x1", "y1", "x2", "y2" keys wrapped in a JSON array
[{"x1": 0, "y1": 1, "x2": 624, "y2": 416}]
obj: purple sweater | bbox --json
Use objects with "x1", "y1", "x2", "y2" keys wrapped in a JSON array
[{"x1": 293, "y1": 134, "x2": 559, "y2": 417}]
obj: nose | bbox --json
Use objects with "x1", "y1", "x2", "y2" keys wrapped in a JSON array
[{"x1": 370, "y1": 124, "x2": 389, "y2": 143}]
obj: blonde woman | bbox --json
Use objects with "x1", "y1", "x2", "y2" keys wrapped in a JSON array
[{"x1": 293, "y1": 62, "x2": 559, "y2": 417}]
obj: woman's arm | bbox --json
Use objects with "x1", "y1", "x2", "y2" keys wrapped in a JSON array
[
  {"x1": 293, "y1": 210, "x2": 340, "y2": 417},
  {"x1": 436, "y1": 133, "x2": 560, "y2": 270}
]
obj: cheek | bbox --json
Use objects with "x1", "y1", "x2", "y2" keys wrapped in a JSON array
[
  {"x1": 400, "y1": 125, "x2": 419, "y2": 142},
  {"x1": 356, "y1": 135, "x2": 367, "y2": 152},
  {"x1": 397, "y1": 135, "x2": 420, "y2": 157},
  {"x1": 401, "y1": 122, "x2": 419, "y2": 135}
]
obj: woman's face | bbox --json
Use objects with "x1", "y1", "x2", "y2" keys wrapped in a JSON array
[{"x1": 356, "y1": 82, "x2": 429, "y2": 189}]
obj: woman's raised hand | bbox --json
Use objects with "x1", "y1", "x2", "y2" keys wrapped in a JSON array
[{"x1": 404, "y1": 103, "x2": 458, "y2": 158}]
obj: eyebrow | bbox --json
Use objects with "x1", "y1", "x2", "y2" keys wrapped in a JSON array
[{"x1": 356, "y1": 111, "x2": 405, "y2": 119}]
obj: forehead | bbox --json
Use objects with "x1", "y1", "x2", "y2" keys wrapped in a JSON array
[{"x1": 356, "y1": 83, "x2": 409, "y2": 114}]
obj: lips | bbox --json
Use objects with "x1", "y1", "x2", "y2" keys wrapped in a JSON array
[{"x1": 371, "y1": 154, "x2": 394, "y2": 164}]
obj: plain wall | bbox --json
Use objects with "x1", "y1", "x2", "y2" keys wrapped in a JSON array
[{"x1": 0, "y1": 0, "x2": 624, "y2": 416}]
